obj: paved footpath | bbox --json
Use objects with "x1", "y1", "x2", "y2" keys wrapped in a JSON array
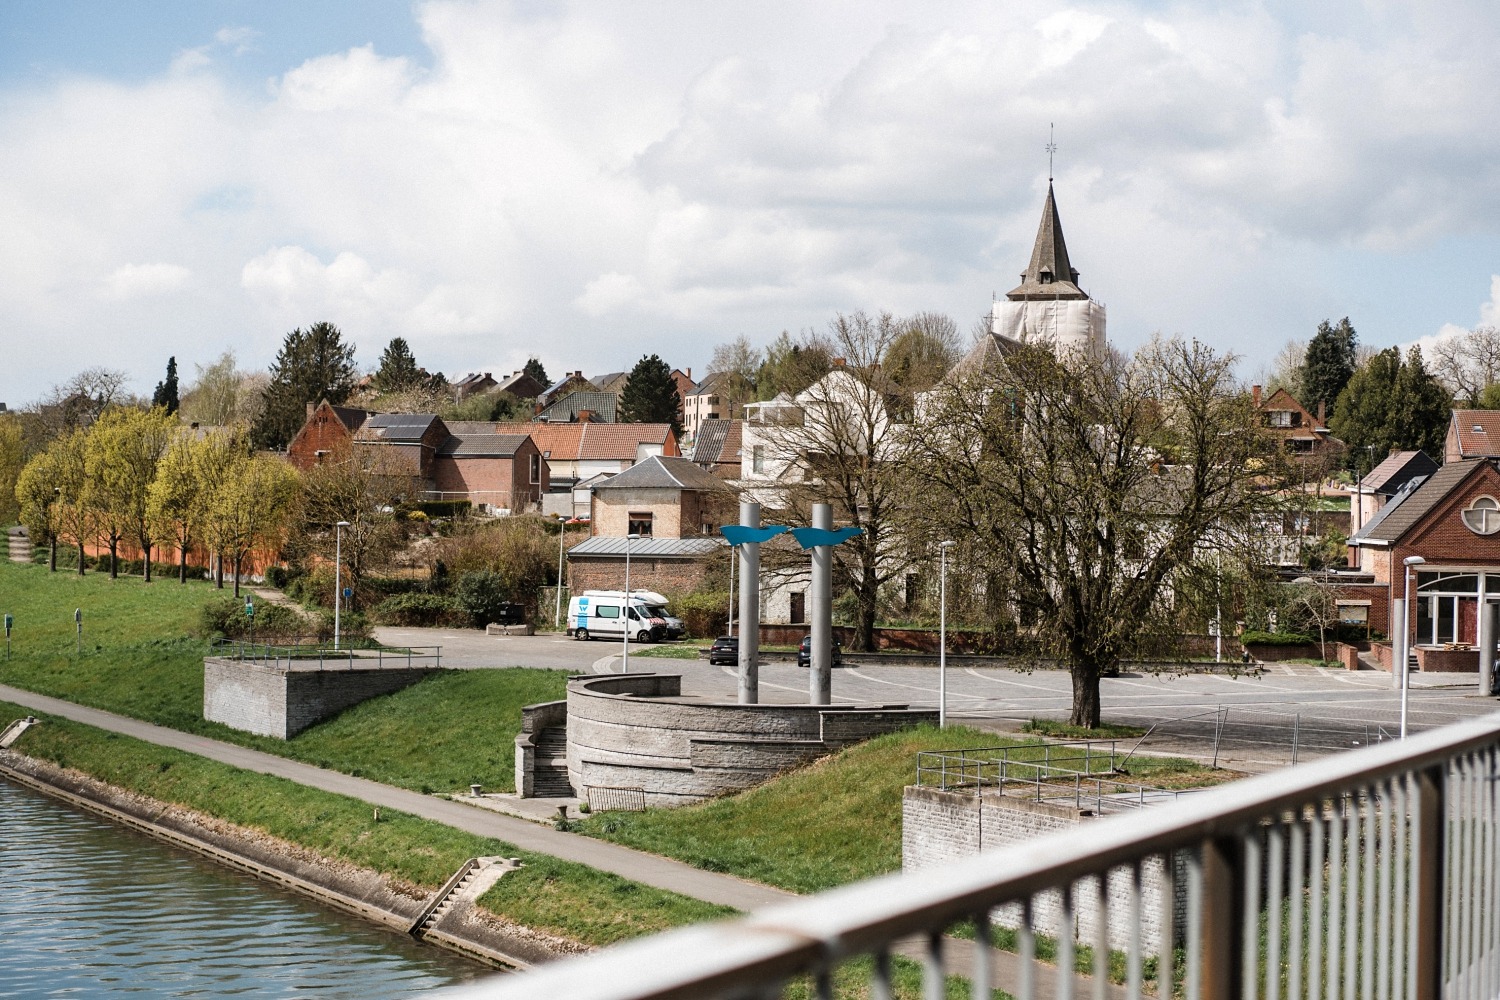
[
  {"x1": 0, "y1": 683, "x2": 790, "y2": 911},
  {"x1": 0, "y1": 683, "x2": 1117, "y2": 998}
]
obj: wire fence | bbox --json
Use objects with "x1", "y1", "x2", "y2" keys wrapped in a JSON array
[{"x1": 1125, "y1": 704, "x2": 1397, "y2": 769}]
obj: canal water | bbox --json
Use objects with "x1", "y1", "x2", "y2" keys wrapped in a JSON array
[{"x1": 0, "y1": 778, "x2": 492, "y2": 996}]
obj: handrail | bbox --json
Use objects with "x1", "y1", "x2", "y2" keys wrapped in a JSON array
[{"x1": 443, "y1": 712, "x2": 1500, "y2": 1000}]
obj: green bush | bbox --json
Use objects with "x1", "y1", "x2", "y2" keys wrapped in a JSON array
[
  {"x1": 673, "y1": 590, "x2": 729, "y2": 638},
  {"x1": 263, "y1": 565, "x2": 301, "y2": 589},
  {"x1": 371, "y1": 592, "x2": 469, "y2": 628},
  {"x1": 454, "y1": 570, "x2": 514, "y2": 628},
  {"x1": 1241, "y1": 629, "x2": 1315, "y2": 646},
  {"x1": 286, "y1": 566, "x2": 337, "y2": 608},
  {"x1": 414, "y1": 499, "x2": 472, "y2": 519},
  {"x1": 312, "y1": 608, "x2": 373, "y2": 644},
  {"x1": 197, "y1": 595, "x2": 314, "y2": 641}
]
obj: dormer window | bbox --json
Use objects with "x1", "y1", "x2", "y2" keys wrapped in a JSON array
[
  {"x1": 1039, "y1": 269, "x2": 1053, "y2": 284},
  {"x1": 1462, "y1": 496, "x2": 1500, "y2": 535}
]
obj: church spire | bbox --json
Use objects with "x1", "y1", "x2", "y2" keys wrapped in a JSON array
[{"x1": 1005, "y1": 182, "x2": 1088, "y2": 302}]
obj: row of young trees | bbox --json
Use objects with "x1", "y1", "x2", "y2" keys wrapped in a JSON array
[{"x1": 15, "y1": 407, "x2": 299, "y2": 594}]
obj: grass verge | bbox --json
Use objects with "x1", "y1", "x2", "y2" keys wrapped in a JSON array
[
  {"x1": 0, "y1": 700, "x2": 731, "y2": 946},
  {"x1": 578, "y1": 724, "x2": 1234, "y2": 894}
]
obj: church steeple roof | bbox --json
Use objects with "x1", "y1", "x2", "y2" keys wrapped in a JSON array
[{"x1": 1005, "y1": 183, "x2": 1088, "y2": 302}]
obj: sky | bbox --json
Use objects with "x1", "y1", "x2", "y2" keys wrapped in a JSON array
[{"x1": 3, "y1": 0, "x2": 1500, "y2": 406}]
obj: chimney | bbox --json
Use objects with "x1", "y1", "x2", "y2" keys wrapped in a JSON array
[
  {"x1": 306, "y1": 401, "x2": 316, "y2": 419},
  {"x1": 1252, "y1": 385, "x2": 1262, "y2": 408},
  {"x1": 1318, "y1": 400, "x2": 1326, "y2": 424},
  {"x1": 687, "y1": 368, "x2": 692, "y2": 379},
  {"x1": 484, "y1": 372, "x2": 491, "y2": 379},
  {"x1": 579, "y1": 409, "x2": 594, "y2": 423}
]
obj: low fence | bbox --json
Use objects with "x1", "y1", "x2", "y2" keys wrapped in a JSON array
[
  {"x1": 210, "y1": 639, "x2": 442, "y2": 671},
  {"x1": 915, "y1": 741, "x2": 1184, "y2": 814},
  {"x1": 442, "y1": 712, "x2": 1500, "y2": 1000}
]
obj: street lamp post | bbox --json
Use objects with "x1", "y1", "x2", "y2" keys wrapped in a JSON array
[
  {"x1": 621, "y1": 533, "x2": 640, "y2": 673},
  {"x1": 554, "y1": 517, "x2": 567, "y2": 628},
  {"x1": 939, "y1": 541, "x2": 956, "y2": 728},
  {"x1": 1400, "y1": 555, "x2": 1425, "y2": 738},
  {"x1": 334, "y1": 521, "x2": 350, "y2": 651},
  {"x1": 727, "y1": 544, "x2": 737, "y2": 637}
]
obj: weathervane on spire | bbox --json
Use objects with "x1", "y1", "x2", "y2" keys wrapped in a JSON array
[{"x1": 1045, "y1": 123, "x2": 1057, "y2": 182}]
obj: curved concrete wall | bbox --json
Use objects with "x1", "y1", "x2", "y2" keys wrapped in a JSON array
[{"x1": 566, "y1": 672, "x2": 937, "y2": 807}]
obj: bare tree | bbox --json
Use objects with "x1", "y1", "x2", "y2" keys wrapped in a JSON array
[
  {"x1": 909, "y1": 337, "x2": 1278, "y2": 727},
  {"x1": 1430, "y1": 326, "x2": 1500, "y2": 406},
  {"x1": 297, "y1": 445, "x2": 417, "y2": 609}
]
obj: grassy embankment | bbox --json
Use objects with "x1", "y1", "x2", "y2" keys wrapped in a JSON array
[
  {"x1": 576, "y1": 724, "x2": 1233, "y2": 894},
  {"x1": 0, "y1": 558, "x2": 565, "y2": 794},
  {"x1": 0, "y1": 698, "x2": 729, "y2": 945}
]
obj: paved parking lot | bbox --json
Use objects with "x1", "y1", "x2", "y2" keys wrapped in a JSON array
[{"x1": 376, "y1": 626, "x2": 1500, "y2": 770}]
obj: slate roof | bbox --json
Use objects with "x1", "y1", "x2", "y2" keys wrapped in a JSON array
[
  {"x1": 494, "y1": 371, "x2": 545, "y2": 398},
  {"x1": 591, "y1": 372, "x2": 631, "y2": 393},
  {"x1": 1006, "y1": 183, "x2": 1088, "y2": 301},
  {"x1": 690, "y1": 418, "x2": 741, "y2": 466},
  {"x1": 359, "y1": 413, "x2": 442, "y2": 442},
  {"x1": 686, "y1": 370, "x2": 736, "y2": 397},
  {"x1": 1451, "y1": 410, "x2": 1500, "y2": 459},
  {"x1": 566, "y1": 536, "x2": 724, "y2": 558},
  {"x1": 437, "y1": 434, "x2": 530, "y2": 457},
  {"x1": 328, "y1": 404, "x2": 370, "y2": 432},
  {"x1": 591, "y1": 455, "x2": 735, "y2": 493},
  {"x1": 1361, "y1": 450, "x2": 1438, "y2": 494},
  {"x1": 1356, "y1": 461, "x2": 1488, "y2": 543},
  {"x1": 538, "y1": 391, "x2": 619, "y2": 423},
  {"x1": 1350, "y1": 475, "x2": 1429, "y2": 543}
]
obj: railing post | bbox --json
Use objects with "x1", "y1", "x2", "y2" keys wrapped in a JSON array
[
  {"x1": 1413, "y1": 765, "x2": 1445, "y2": 1000},
  {"x1": 1200, "y1": 834, "x2": 1244, "y2": 1000}
]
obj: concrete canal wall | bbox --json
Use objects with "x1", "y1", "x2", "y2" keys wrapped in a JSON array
[{"x1": 0, "y1": 749, "x2": 577, "y2": 970}]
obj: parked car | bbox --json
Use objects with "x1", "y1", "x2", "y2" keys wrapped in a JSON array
[
  {"x1": 566, "y1": 594, "x2": 662, "y2": 643},
  {"x1": 708, "y1": 635, "x2": 739, "y2": 665},
  {"x1": 797, "y1": 635, "x2": 843, "y2": 668},
  {"x1": 582, "y1": 589, "x2": 685, "y2": 639}
]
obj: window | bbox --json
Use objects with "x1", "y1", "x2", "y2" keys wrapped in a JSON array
[
  {"x1": 752, "y1": 445, "x2": 765, "y2": 475},
  {"x1": 1462, "y1": 496, "x2": 1500, "y2": 535},
  {"x1": 629, "y1": 512, "x2": 654, "y2": 536},
  {"x1": 529, "y1": 453, "x2": 541, "y2": 485},
  {"x1": 594, "y1": 605, "x2": 620, "y2": 619},
  {"x1": 1267, "y1": 410, "x2": 1294, "y2": 428}
]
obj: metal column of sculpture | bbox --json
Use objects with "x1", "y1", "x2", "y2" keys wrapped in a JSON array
[
  {"x1": 789, "y1": 504, "x2": 863, "y2": 706},
  {"x1": 720, "y1": 503, "x2": 785, "y2": 705},
  {"x1": 1480, "y1": 601, "x2": 1499, "y2": 697}
]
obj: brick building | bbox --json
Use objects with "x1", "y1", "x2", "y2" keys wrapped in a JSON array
[
  {"x1": 689, "y1": 419, "x2": 743, "y2": 479},
  {"x1": 285, "y1": 401, "x2": 369, "y2": 470},
  {"x1": 432, "y1": 433, "x2": 548, "y2": 514},
  {"x1": 1446, "y1": 410, "x2": 1500, "y2": 463},
  {"x1": 1347, "y1": 458, "x2": 1500, "y2": 658},
  {"x1": 1253, "y1": 385, "x2": 1344, "y2": 466}
]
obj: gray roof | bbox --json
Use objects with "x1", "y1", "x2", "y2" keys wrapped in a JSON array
[
  {"x1": 691, "y1": 419, "x2": 734, "y2": 465},
  {"x1": 361, "y1": 413, "x2": 442, "y2": 442},
  {"x1": 1006, "y1": 183, "x2": 1088, "y2": 302},
  {"x1": 1350, "y1": 475, "x2": 1428, "y2": 543},
  {"x1": 1361, "y1": 450, "x2": 1438, "y2": 494},
  {"x1": 686, "y1": 370, "x2": 736, "y2": 397},
  {"x1": 567, "y1": 536, "x2": 724, "y2": 558},
  {"x1": 538, "y1": 391, "x2": 618, "y2": 423},
  {"x1": 1357, "y1": 461, "x2": 1487, "y2": 543},
  {"x1": 438, "y1": 433, "x2": 530, "y2": 457},
  {"x1": 592, "y1": 455, "x2": 736, "y2": 493}
]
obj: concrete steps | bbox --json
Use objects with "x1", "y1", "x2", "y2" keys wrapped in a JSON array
[
  {"x1": 7, "y1": 527, "x2": 32, "y2": 565},
  {"x1": 532, "y1": 727, "x2": 574, "y2": 798},
  {"x1": 409, "y1": 856, "x2": 522, "y2": 944}
]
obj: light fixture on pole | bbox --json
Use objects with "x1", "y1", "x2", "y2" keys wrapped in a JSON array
[
  {"x1": 621, "y1": 533, "x2": 640, "y2": 673},
  {"x1": 1400, "y1": 555, "x2": 1425, "y2": 739},
  {"x1": 554, "y1": 516, "x2": 567, "y2": 628},
  {"x1": 334, "y1": 521, "x2": 350, "y2": 651},
  {"x1": 939, "y1": 541, "x2": 956, "y2": 728}
]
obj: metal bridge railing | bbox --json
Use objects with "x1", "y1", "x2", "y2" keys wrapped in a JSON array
[
  {"x1": 443, "y1": 712, "x2": 1500, "y2": 1000},
  {"x1": 210, "y1": 638, "x2": 442, "y2": 670}
]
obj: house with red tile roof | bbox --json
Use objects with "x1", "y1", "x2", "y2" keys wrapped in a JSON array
[{"x1": 1446, "y1": 410, "x2": 1500, "y2": 463}]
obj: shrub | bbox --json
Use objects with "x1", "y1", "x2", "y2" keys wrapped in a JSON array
[
  {"x1": 312, "y1": 608, "x2": 374, "y2": 644},
  {"x1": 287, "y1": 566, "x2": 337, "y2": 609},
  {"x1": 1241, "y1": 629, "x2": 1315, "y2": 646},
  {"x1": 673, "y1": 590, "x2": 729, "y2": 638},
  {"x1": 372, "y1": 592, "x2": 470, "y2": 628},
  {"x1": 197, "y1": 595, "x2": 314, "y2": 641},
  {"x1": 454, "y1": 570, "x2": 516, "y2": 628},
  {"x1": 263, "y1": 565, "x2": 300, "y2": 589},
  {"x1": 414, "y1": 499, "x2": 472, "y2": 519}
]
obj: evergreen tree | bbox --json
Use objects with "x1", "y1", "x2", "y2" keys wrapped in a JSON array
[
  {"x1": 374, "y1": 337, "x2": 421, "y2": 392},
  {"x1": 251, "y1": 322, "x2": 358, "y2": 450},
  {"x1": 1300, "y1": 317, "x2": 1358, "y2": 418},
  {"x1": 151, "y1": 357, "x2": 180, "y2": 415},
  {"x1": 618, "y1": 354, "x2": 682, "y2": 433},
  {"x1": 523, "y1": 356, "x2": 549, "y2": 387},
  {"x1": 1330, "y1": 346, "x2": 1451, "y2": 462}
]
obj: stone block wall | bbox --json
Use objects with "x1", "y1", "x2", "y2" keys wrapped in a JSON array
[
  {"x1": 514, "y1": 699, "x2": 568, "y2": 797},
  {"x1": 204, "y1": 657, "x2": 436, "y2": 739},
  {"x1": 562, "y1": 672, "x2": 937, "y2": 806},
  {"x1": 902, "y1": 786, "x2": 1184, "y2": 953}
]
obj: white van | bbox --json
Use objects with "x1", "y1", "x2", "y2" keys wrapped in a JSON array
[
  {"x1": 567, "y1": 593, "x2": 664, "y2": 643},
  {"x1": 582, "y1": 590, "x2": 685, "y2": 640}
]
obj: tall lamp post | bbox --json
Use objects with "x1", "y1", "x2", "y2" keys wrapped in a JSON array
[
  {"x1": 1400, "y1": 555, "x2": 1425, "y2": 739},
  {"x1": 621, "y1": 533, "x2": 640, "y2": 673},
  {"x1": 554, "y1": 516, "x2": 567, "y2": 628},
  {"x1": 334, "y1": 520, "x2": 350, "y2": 651},
  {"x1": 939, "y1": 540, "x2": 956, "y2": 728}
]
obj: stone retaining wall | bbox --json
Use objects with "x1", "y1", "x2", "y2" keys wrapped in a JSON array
[
  {"x1": 563, "y1": 672, "x2": 937, "y2": 807},
  {"x1": 903, "y1": 786, "x2": 1184, "y2": 952},
  {"x1": 515, "y1": 699, "x2": 568, "y2": 797},
  {"x1": 203, "y1": 657, "x2": 438, "y2": 739}
]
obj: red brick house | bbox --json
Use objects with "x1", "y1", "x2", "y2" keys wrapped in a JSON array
[
  {"x1": 431, "y1": 433, "x2": 548, "y2": 514},
  {"x1": 1446, "y1": 410, "x2": 1500, "y2": 463},
  {"x1": 286, "y1": 401, "x2": 369, "y2": 470},
  {"x1": 1347, "y1": 458, "x2": 1500, "y2": 665},
  {"x1": 1253, "y1": 385, "x2": 1344, "y2": 465}
]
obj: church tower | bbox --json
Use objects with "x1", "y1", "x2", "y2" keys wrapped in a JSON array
[{"x1": 988, "y1": 183, "x2": 1106, "y2": 356}]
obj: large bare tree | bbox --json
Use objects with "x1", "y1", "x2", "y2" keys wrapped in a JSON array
[{"x1": 909, "y1": 337, "x2": 1277, "y2": 727}]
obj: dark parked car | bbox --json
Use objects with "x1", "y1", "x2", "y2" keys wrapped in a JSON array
[
  {"x1": 708, "y1": 635, "x2": 739, "y2": 665},
  {"x1": 797, "y1": 635, "x2": 843, "y2": 668}
]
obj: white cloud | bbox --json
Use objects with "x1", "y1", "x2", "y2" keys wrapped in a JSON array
[{"x1": 101, "y1": 262, "x2": 191, "y2": 299}]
